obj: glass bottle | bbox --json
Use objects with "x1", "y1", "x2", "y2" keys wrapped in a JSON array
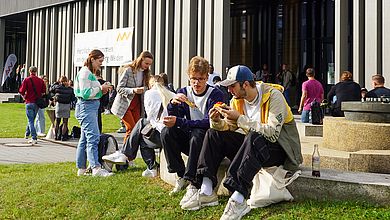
[{"x1": 312, "y1": 144, "x2": 321, "y2": 177}]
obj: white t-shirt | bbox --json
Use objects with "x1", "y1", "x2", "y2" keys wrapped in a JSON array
[
  {"x1": 207, "y1": 72, "x2": 221, "y2": 86},
  {"x1": 144, "y1": 87, "x2": 167, "y2": 132}
]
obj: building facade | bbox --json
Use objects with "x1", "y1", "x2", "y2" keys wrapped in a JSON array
[{"x1": 0, "y1": 0, "x2": 389, "y2": 94}]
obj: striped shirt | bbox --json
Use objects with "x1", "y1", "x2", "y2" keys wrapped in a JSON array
[{"x1": 74, "y1": 66, "x2": 102, "y2": 100}]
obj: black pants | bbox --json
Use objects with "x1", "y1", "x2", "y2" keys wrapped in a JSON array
[
  {"x1": 160, "y1": 126, "x2": 206, "y2": 183},
  {"x1": 197, "y1": 129, "x2": 286, "y2": 198},
  {"x1": 122, "y1": 118, "x2": 161, "y2": 170}
]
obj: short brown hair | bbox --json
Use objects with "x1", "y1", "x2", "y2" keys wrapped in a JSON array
[
  {"x1": 188, "y1": 56, "x2": 209, "y2": 76},
  {"x1": 29, "y1": 66, "x2": 37, "y2": 73},
  {"x1": 306, "y1": 68, "x2": 315, "y2": 77},
  {"x1": 340, "y1": 71, "x2": 353, "y2": 81},
  {"x1": 372, "y1": 74, "x2": 385, "y2": 84}
]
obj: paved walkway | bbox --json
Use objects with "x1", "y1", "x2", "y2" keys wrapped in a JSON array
[{"x1": 0, "y1": 133, "x2": 125, "y2": 164}]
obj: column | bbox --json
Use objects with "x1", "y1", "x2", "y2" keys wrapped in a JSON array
[
  {"x1": 353, "y1": 0, "x2": 365, "y2": 86},
  {"x1": 382, "y1": 0, "x2": 390, "y2": 84},
  {"x1": 335, "y1": 0, "x2": 349, "y2": 83},
  {"x1": 0, "y1": 18, "x2": 5, "y2": 91},
  {"x1": 213, "y1": 0, "x2": 230, "y2": 77},
  {"x1": 365, "y1": 0, "x2": 382, "y2": 87}
]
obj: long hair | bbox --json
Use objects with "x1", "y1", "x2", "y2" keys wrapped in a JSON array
[
  {"x1": 84, "y1": 49, "x2": 104, "y2": 73},
  {"x1": 119, "y1": 51, "x2": 154, "y2": 86}
]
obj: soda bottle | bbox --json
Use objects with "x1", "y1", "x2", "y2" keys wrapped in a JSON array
[{"x1": 312, "y1": 144, "x2": 321, "y2": 177}]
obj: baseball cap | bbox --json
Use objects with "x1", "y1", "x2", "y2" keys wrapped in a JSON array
[{"x1": 219, "y1": 65, "x2": 254, "y2": 87}]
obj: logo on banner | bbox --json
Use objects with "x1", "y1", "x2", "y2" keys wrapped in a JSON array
[{"x1": 1, "y1": 54, "x2": 17, "y2": 86}]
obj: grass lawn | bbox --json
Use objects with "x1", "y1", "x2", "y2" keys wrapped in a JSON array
[
  {"x1": 0, "y1": 103, "x2": 120, "y2": 138},
  {"x1": 0, "y1": 103, "x2": 389, "y2": 219},
  {"x1": 0, "y1": 161, "x2": 389, "y2": 219}
]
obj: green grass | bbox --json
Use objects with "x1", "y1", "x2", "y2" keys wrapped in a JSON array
[
  {"x1": 0, "y1": 103, "x2": 389, "y2": 219},
  {"x1": 0, "y1": 103, "x2": 120, "y2": 138},
  {"x1": 0, "y1": 161, "x2": 388, "y2": 219}
]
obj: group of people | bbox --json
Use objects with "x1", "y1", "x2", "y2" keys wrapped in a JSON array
[
  {"x1": 75, "y1": 50, "x2": 303, "y2": 219},
  {"x1": 297, "y1": 68, "x2": 390, "y2": 122},
  {"x1": 18, "y1": 48, "x2": 389, "y2": 219}
]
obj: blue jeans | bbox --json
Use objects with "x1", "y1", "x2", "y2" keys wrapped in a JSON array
[
  {"x1": 301, "y1": 110, "x2": 311, "y2": 123},
  {"x1": 75, "y1": 99, "x2": 101, "y2": 169},
  {"x1": 283, "y1": 88, "x2": 291, "y2": 106},
  {"x1": 25, "y1": 103, "x2": 39, "y2": 140},
  {"x1": 35, "y1": 108, "x2": 45, "y2": 134}
]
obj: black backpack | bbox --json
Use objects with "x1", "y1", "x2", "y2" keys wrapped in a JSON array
[
  {"x1": 98, "y1": 134, "x2": 128, "y2": 171},
  {"x1": 311, "y1": 99, "x2": 323, "y2": 125},
  {"x1": 71, "y1": 126, "x2": 81, "y2": 139}
]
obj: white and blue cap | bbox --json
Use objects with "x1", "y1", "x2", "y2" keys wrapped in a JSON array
[{"x1": 219, "y1": 65, "x2": 254, "y2": 87}]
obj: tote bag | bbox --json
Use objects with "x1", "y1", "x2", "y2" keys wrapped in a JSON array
[{"x1": 247, "y1": 165, "x2": 301, "y2": 208}]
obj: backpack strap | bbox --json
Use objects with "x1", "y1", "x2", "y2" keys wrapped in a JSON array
[
  {"x1": 156, "y1": 104, "x2": 164, "y2": 120},
  {"x1": 29, "y1": 78, "x2": 39, "y2": 97}
]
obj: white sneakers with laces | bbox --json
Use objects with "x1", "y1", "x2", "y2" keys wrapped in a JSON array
[
  {"x1": 102, "y1": 151, "x2": 128, "y2": 165},
  {"x1": 180, "y1": 185, "x2": 199, "y2": 206},
  {"x1": 92, "y1": 167, "x2": 114, "y2": 177},
  {"x1": 181, "y1": 190, "x2": 219, "y2": 211},
  {"x1": 220, "y1": 198, "x2": 251, "y2": 220},
  {"x1": 142, "y1": 168, "x2": 158, "y2": 178},
  {"x1": 169, "y1": 177, "x2": 189, "y2": 195}
]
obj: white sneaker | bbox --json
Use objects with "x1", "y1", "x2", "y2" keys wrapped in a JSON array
[
  {"x1": 28, "y1": 139, "x2": 38, "y2": 145},
  {"x1": 220, "y1": 198, "x2": 251, "y2": 220},
  {"x1": 181, "y1": 191, "x2": 219, "y2": 211},
  {"x1": 180, "y1": 185, "x2": 199, "y2": 206},
  {"x1": 92, "y1": 167, "x2": 114, "y2": 177},
  {"x1": 77, "y1": 169, "x2": 87, "y2": 176},
  {"x1": 37, "y1": 133, "x2": 46, "y2": 137},
  {"x1": 102, "y1": 151, "x2": 127, "y2": 165},
  {"x1": 142, "y1": 168, "x2": 158, "y2": 178},
  {"x1": 169, "y1": 177, "x2": 189, "y2": 195}
]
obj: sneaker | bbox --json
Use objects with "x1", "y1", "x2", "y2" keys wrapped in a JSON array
[
  {"x1": 220, "y1": 198, "x2": 251, "y2": 220},
  {"x1": 37, "y1": 132, "x2": 46, "y2": 137},
  {"x1": 28, "y1": 139, "x2": 38, "y2": 145},
  {"x1": 181, "y1": 191, "x2": 219, "y2": 211},
  {"x1": 180, "y1": 185, "x2": 199, "y2": 206},
  {"x1": 104, "y1": 109, "x2": 111, "y2": 115},
  {"x1": 102, "y1": 151, "x2": 128, "y2": 165},
  {"x1": 77, "y1": 169, "x2": 87, "y2": 176},
  {"x1": 142, "y1": 168, "x2": 158, "y2": 178},
  {"x1": 169, "y1": 177, "x2": 189, "y2": 195},
  {"x1": 128, "y1": 160, "x2": 136, "y2": 167},
  {"x1": 92, "y1": 167, "x2": 114, "y2": 177}
]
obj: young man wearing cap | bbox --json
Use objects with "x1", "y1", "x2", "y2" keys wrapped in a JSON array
[
  {"x1": 180, "y1": 65, "x2": 302, "y2": 220},
  {"x1": 161, "y1": 56, "x2": 224, "y2": 195}
]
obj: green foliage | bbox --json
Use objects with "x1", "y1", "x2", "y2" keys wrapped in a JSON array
[
  {"x1": 0, "y1": 103, "x2": 120, "y2": 138},
  {"x1": 0, "y1": 161, "x2": 389, "y2": 219}
]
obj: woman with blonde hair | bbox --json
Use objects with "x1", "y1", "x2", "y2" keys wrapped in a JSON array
[
  {"x1": 74, "y1": 49, "x2": 112, "y2": 177},
  {"x1": 111, "y1": 51, "x2": 154, "y2": 142},
  {"x1": 327, "y1": 71, "x2": 361, "y2": 117}
]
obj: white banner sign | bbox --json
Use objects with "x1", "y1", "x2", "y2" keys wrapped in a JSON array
[
  {"x1": 74, "y1": 27, "x2": 134, "y2": 67},
  {"x1": 1, "y1": 54, "x2": 17, "y2": 86}
]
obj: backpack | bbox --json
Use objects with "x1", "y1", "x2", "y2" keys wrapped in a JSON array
[
  {"x1": 311, "y1": 99, "x2": 323, "y2": 125},
  {"x1": 98, "y1": 134, "x2": 128, "y2": 171},
  {"x1": 71, "y1": 126, "x2": 81, "y2": 139}
]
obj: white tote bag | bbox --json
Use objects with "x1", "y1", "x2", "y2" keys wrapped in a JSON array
[{"x1": 247, "y1": 165, "x2": 301, "y2": 208}]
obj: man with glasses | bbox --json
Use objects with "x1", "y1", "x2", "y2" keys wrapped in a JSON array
[
  {"x1": 161, "y1": 56, "x2": 224, "y2": 195},
  {"x1": 180, "y1": 65, "x2": 302, "y2": 220}
]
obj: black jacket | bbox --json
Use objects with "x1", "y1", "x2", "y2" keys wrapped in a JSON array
[
  {"x1": 327, "y1": 80, "x2": 361, "y2": 116},
  {"x1": 50, "y1": 83, "x2": 75, "y2": 104}
]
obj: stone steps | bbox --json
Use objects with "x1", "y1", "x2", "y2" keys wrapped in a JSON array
[
  {"x1": 300, "y1": 136, "x2": 390, "y2": 174},
  {"x1": 159, "y1": 150, "x2": 390, "y2": 205},
  {"x1": 0, "y1": 93, "x2": 22, "y2": 103}
]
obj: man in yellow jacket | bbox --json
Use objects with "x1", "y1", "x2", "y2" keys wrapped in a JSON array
[{"x1": 180, "y1": 65, "x2": 302, "y2": 220}]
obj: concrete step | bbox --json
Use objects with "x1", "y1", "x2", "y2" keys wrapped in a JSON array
[
  {"x1": 300, "y1": 136, "x2": 390, "y2": 173},
  {"x1": 295, "y1": 115, "x2": 324, "y2": 137},
  {"x1": 0, "y1": 93, "x2": 21, "y2": 103},
  {"x1": 159, "y1": 150, "x2": 390, "y2": 205}
]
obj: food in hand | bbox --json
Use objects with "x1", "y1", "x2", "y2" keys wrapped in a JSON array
[
  {"x1": 213, "y1": 102, "x2": 228, "y2": 109},
  {"x1": 185, "y1": 100, "x2": 197, "y2": 108}
]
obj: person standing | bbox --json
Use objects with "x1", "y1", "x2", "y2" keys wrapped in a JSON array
[
  {"x1": 298, "y1": 68, "x2": 324, "y2": 123},
  {"x1": 35, "y1": 75, "x2": 49, "y2": 136},
  {"x1": 50, "y1": 75, "x2": 74, "y2": 141},
  {"x1": 111, "y1": 51, "x2": 153, "y2": 142},
  {"x1": 19, "y1": 66, "x2": 46, "y2": 145},
  {"x1": 366, "y1": 74, "x2": 390, "y2": 98},
  {"x1": 74, "y1": 49, "x2": 112, "y2": 177},
  {"x1": 160, "y1": 56, "x2": 224, "y2": 195},
  {"x1": 277, "y1": 63, "x2": 293, "y2": 105}
]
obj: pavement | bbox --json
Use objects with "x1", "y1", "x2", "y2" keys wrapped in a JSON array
[{"x1": 0, "y1": 132, "x2": 125, "y2": 164}]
